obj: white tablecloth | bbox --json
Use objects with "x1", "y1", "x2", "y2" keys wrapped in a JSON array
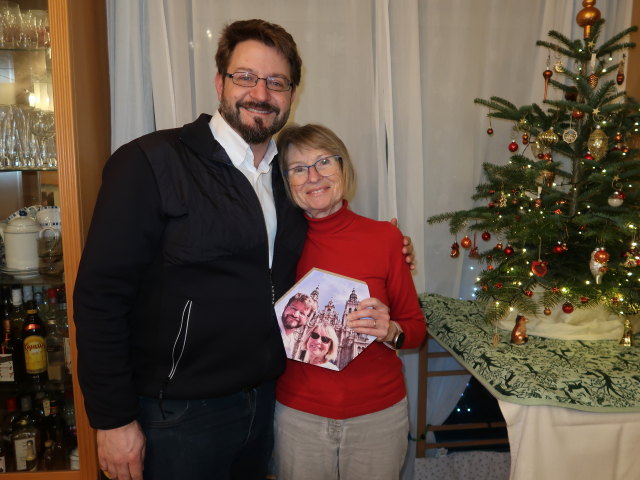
[{"x1": 498, "y1": 400, "x2": 640, "y2": 480}]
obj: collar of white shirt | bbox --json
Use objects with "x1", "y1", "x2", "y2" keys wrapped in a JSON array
[{"x1": 209, "y1": 110, "x2": 277, "y2": 173}]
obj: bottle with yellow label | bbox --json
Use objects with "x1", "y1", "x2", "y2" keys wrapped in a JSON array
[{"x1": 22, "y1": 308, "x2": 48, "y2": 382}]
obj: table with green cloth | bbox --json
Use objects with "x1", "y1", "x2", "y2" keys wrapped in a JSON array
[{"x1": 420, "y1": 293, "x2": 640, "y2": 480}]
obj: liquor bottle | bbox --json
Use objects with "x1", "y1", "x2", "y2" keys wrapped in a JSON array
[
  {"x1": 22, "y1": 306, "x2": 48, "y2": 383},
  {"x1": 24, "y1": 439, "x2": 37, "y2": 471},
  {"x1": 45, "y1": 301, "x2": 65, "y2": 384},
  {"x1": 22, "y1": 285, "x2": 34, "y2": 311},
  {"x1": 0, "y1": 437, "x2": 7, "y2": 472},
  {"x1": 44, "y1": 399, "x2": 67, "y2": 470},
  {"x1": 33, "y1": 285, "x2": 46, "y2": 316},
  {"x1": 11, "y1": 396, "x2": 41, "y2": 472},
  {"x1": 8, "y1": 287, "x2": 25, "y2": 341},
  {"x1": 42, "y1": 439, "x2": 54, "y2": 470},
  {"x1": 56, "y1": 288, "x2": 72, "y2": 374},
  {"x1": 0, "y1": 317, "x2": 25, "y2": 384},
  {"x1": 1, "y1": 397, "x2": 19, "y2": 472},
  {"x1": 62, "y1": 390, "x2": 77, "y2": 450},
  {"x1": 57, "y1": 287, "x2": 68, "y2": 330},
  {"x1": 0, "y1": 285, "x2": 11, "y2": 320}
]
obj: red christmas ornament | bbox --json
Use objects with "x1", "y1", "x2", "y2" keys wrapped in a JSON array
[
  {"x1": 481, "y1": 231, "x2": 491, "y2": 241},
  {"x1": 593, "y1": 248, "x2": 610, "y2": 263},
  {"x1": 562, "y1": 302, "x2": 574, "y2": 314},
  {"x1": 508, "y1": 141, "x2": 519, "y2": 152},
  {"x1": 584, "y1": 153, "x2": 594, "y2": 161},
  {"x1": 553, "y1": 243, "x2": 565, "y2": 254},
  {"x1": 542, "y1": 153, "x2": 552, "y2": 161},
  {"x1": 495, "y1": 283, "x2": 503, "y2": 289},
  {"x1": 614, "y1": 132, "x2": 624, "y2": 142},
  {"x1": 469, "y1": 247, "x2": 480, "y2": 259},
  {"x1": 487, "y1": 128, "x2": 494, "y2": 135},
  {"x1": 487, "y1": 265, "x2": 494, "y2": 271},
  {"x1": 481, "y1": 284, "x2": 489, "y2": 291},
  {"x1": 552, "y1": 287, "x2": 560, "y2": 293},
  {"x1": 617, "y1": 72, "x2": 624, "y2": 85},
  {"x1": 450, "y1": 242, "x2": 460, "y2": 258},
  {"x1": 504, "y1": 245, "x2": 514, "y2": 256},
  {"x1": 522, "y1": 133, "x2": 529, "y2": 144},
  {"x1": 581, "y1": 297, "x2": 589, "y2": 304},
  {"x1": 537, "y1": 153, "x2": 545, "y2": 159},
  {"x1": 488, "y1": 202, "x2": 496, "y2": 208},
  {"x1": 571, "y1": 110, "x2": 585, "y2": 119},
  {"x1": 612, "y1": 297, "x2": 620, "y2": 304},
  {"x1": 543, "y1": 307, "x2": 552, "y2": 316},
  {"x1": 531, "y1": 261, "x2": 548, "y2": 277},
  {"x1": 495, "y1": 242, "x2": 503, "y2": 251},
  {"x1": 565, "y1": 87, "x2": 578, "y2": 101},
  {"x1": 460, "y1": 236, "x2": 472, "y2": 249},
  {"x1": 524, "y1": 290, "x2": 534, "y2": 297}
]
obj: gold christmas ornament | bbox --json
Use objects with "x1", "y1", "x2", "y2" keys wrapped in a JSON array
[
  {"x1": 576, "y1": 0, "x2": 601, "y2": 39},
  {"x1": 540, "y1": 170, "x2": 555, "y2": 187},
  {"x1": 588, "y1": 73, "x2": 599, "y2": 88},
  {"x1": 619, "y1": 317, "x2": 634, "y2": 347},
  {"x1": 587, "y1": 125, "x2": 608, "y2": 161},
  {"x1": 538, "y1": 127, "x2": 559, "y2": 148},
  {"x1": 563, "y1": 128, "x2": 578, "y2": 144}
]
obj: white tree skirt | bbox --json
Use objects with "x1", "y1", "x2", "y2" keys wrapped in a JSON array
[{"x1": 414, "y1": 451, "x2": 510, "y2": 480}]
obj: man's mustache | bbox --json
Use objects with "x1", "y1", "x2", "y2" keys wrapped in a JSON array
[{"x1": 238, "y1": 101, "x2": 280, "y2": 115}]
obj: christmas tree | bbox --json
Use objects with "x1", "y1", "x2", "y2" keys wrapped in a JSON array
[{"x1": 428, "y1": 2, "x2": 640, "y2": 326}]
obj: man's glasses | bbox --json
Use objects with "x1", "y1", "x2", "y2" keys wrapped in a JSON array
[
  {"x1": 285, "y1": 155, "x2": 342, "y2": 186},
  {"x1": 225, "y1": 72, "x2": 293, "y2": 92},
  {"x1": 310, "y1": 331, "x2": 331, "y2": 344}
]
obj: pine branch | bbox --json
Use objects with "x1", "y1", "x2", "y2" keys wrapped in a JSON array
[
  {"x1": 536, "y1": 40, "x2": 583, "y2": 60},
  {"x1": 597, "y1": 25, "x2": 637, "y2": 54},
  {"x1": 546, "y1": 30, "x2": 577, "y2": 51}
]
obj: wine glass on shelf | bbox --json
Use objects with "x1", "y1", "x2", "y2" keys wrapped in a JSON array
[
  {"x1": 13, "y1": 105, "x2": 33, "y2": 168},
  {"x1": 0, "y1": 105, "x2": 8, "y2": 169},
  {"x1": 0, "y1": 1, "x2": 21, "y2": 48},
  {"x1": 30, "y1": 109, "x2": 56, "y2": 168},
  {"x1": 2, "y1": 104, "x2": 19, "y2": 168}
]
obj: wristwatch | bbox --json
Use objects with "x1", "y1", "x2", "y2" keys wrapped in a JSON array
[{"x1": 386, "y1": 322, "x2": 405, "y2": 349}]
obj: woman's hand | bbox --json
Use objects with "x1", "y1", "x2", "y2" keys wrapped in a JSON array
[
  {"x1": 390, "y1": 218, "x2": 416, "y2": 270},
  {"x1": 346, "y1": 297, "x2": 397, "y2": 342}
]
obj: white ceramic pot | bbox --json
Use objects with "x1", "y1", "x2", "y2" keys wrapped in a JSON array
[{"x1": 0, "y1": 212, "x2": 41, "y2": 270}]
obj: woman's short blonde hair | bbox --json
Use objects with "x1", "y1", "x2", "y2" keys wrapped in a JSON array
[
  {"x1": 276, "y1": 123, "x2": 357, "y2": 203},
  {"x1": 303, "y1": 323, "x2": 340, "y2": 362}
]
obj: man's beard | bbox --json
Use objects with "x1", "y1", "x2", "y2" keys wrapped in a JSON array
[
  {"x1": 219, "y1": 97, "x2": 290, "y2": 145},
  {"x1": 283, "y1": 315, "x2": 303, "y2": 330}
]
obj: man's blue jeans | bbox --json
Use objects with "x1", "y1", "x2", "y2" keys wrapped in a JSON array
[{"x1": 137, "y1": 381, "x2": 275, "y2": 480}]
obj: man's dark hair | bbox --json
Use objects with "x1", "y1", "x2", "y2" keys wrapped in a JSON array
[{"x1": 216, "y1": 19, "x2": 302, "y2": 87}]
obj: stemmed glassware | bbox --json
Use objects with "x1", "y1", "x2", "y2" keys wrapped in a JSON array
[
  {"x1": 0, "y1": 1, "x2": 21, "y2": 48},
  {"x1": 30, "y1": 109, "x2": 56, "y2": 168}
]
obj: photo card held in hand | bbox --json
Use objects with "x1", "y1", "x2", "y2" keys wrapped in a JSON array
[{"x1": 275, "y1": 268, "x2": 376, "y2": 371}]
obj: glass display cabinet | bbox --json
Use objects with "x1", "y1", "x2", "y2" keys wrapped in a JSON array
[{"x1": 0, "y1": 0, "x2": 109, "y2": 478}]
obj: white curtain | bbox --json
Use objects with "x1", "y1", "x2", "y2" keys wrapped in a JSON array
[{"x1": 106, "y1": 1, "x2": 634, "y2": 477}]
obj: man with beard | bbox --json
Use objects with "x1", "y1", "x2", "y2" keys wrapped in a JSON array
[
  {"x1": 74, "y1": 18, "x2": 412, "y2": 480},
  {"x1": 279, "y1": 293, "x2": 317, "y2": 357}
]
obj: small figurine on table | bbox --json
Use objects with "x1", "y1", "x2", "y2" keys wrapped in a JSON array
[{"x1": 511, "y1": 314, "x2": 529, "y2": 345}]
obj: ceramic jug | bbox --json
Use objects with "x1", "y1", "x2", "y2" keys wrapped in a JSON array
[{"x1": 0, "y1": 211, "x2": 42, "y2": 270}]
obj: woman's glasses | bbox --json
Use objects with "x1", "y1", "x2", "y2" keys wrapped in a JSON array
[
  {"x1": 285, "y1": 155, "x2": 342, "y2": 186},
  {"x1": 310, "y1": 331, "x2": 331, "y2": 344}
]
